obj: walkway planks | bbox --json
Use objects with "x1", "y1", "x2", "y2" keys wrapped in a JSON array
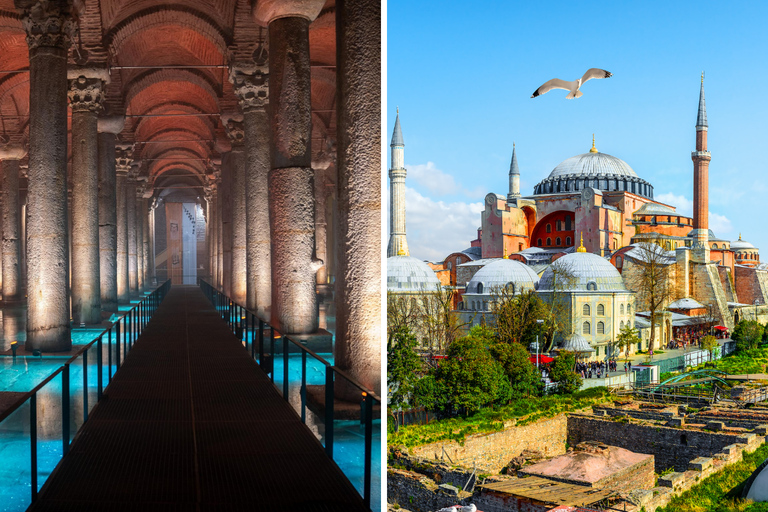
[{"x1": 30, "y1": 286, "x2": 367, "y2": 512}]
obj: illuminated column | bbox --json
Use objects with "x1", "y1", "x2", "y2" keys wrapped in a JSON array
[
  {"x1": 335, "y1": 0, "x2": 382, "y2": 396},
  {"x1": 115, "y1": 145, "x2": 132, "y2": 303},
  {"x1": 142, "y1": 194, "x2": 151, "y2": 288},
  {"x1": 126, "y1": 176, "x2": 138, "y2": 293},
  {"x1": 255, "y1": 0, "x2": 324, "y2": 334},
  {"x1": 230, "y1": 58, "x2": 271, "y2": 316},
  {"x1": 220, "y1": 156, "x2": 233, "y2": 296},
  {"x1": 0, "y1": 144, "x2": 26, "y2": 303},
  {"x1": 69, "y1": 69, "x2": 107, "y2": 325},
  {"x1": 136, "y1": 192, "x2": 145, "y2": 291},
  {"x1": 223, "y1": 116, "x2": 246, "y2": 304},
  {"x1": 97, "y1": 116, "x2": 124, "y2": 312},
  {"x1": 20, "y1": 0, "x2": 75, "y2": 351}
]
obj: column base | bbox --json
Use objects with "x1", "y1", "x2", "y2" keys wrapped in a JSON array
[
  {"x1": 305, "y1": 385, "x2": 381, "y2": 421},
  {"x1": 25, "y1": 325, "x2": 71, "y2": 352}
]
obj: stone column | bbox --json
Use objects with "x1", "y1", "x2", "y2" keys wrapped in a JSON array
[
  {"x1": 255, "y1": 0, "x2": 324, "y2": 334},
  {"x1": 68, "y1": 69, "x2": 108, "y2": 325},
  {"x1": 142, "y1": 194, "x2": 151, "y2": 288},
  {"x1": 220, "y1": 157, "x2": 232, "y2": 296},
  {"x1": 312, "y1": 141, "x2": 334, "y2": 287},
  {"x1": 149, "y1": 201, "x2": 156, "y2": 284},
  {"x1": 136, "y1": 194, "x2": 145, "y2": 291},
  {"x1": 127, "y1": 177, "x2": 138, "y2": 293},
  {"x1": 97, "y1": 116, "x2": 124, "y2": 312},
  {"x1": 0, "y1": 145, "x2": 27, "y2": 303},
  {"x1": 19, "y1": 0, "x2": 75, "y2": 351},
  {"x1": 115, "y1": 147, "x2": 131, "y2": 303},
  {"x1": 335, "y1": 0, "x2": 382, "y2": 396},
  {"x1": 230, "y1": 59, "x2": 271, "y2": 316},
  {"x1": 222, "y1": 116, "x2": 247, "y2": 304}
]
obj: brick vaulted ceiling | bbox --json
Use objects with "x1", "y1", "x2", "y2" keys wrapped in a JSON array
[{"x1": 0, "y1": 0, "x2": 337, "y2": 195}]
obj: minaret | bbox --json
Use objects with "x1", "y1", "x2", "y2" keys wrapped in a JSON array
[
  {"x1": 507, "y1": 143, "x2": 520, "y2": 202},
  {"x1": 387, "y1": 108, "x2": 409, "y2": 257},
  {"x1": 691, "y1": 73, "x2": 711, "y2": 262}
]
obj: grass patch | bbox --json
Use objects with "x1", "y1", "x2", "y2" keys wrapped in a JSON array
[
  {"x1": 656, "y1": 443, "x2": 768, "y2": 512},
  {"x1": 388, "y1": 387, "x2": 614, "y2": 450},
  {"x1": 691, "y1": 347, "x2": 768, "y2": 376}
]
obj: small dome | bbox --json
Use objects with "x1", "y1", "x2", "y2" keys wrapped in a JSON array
[
  {"x1": 634, "y1": 202, "x2": 676, "y2": 215},
  {"x1": 387, "y1": 256, "x2": 441, "y2": 292},
  {"x1": 465, "y1": 259, "x2": 539, "y2": 294},
  {"x1": 732, "y1": 237, "x2": 757, "y2": 251},
  {"x1": 686, "y1": 228, "x2": 716, "y2": 239},
  {"x1": 548, "y1": 152, "x2": 638, "y2": 180},
  {"x1": 538, "y1": 252, "x2": 627, "y2": 292},
  {"x1": 560, "y1": 333, "x2": 595, "y2": 353}
]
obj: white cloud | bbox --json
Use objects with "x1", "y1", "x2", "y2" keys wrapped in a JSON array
[
  {"x1": 386, "y1": 186, "x2": 483, "y2": 262},
  {"x1": 405, "y1": 162, "x2": 484, "y2": 198},
  {"x1": 655, "y1": 191, "x2": 733, "y2": 238},
  {"x1": 655, "y1": 192, "x2": 692, "y2": 216}
]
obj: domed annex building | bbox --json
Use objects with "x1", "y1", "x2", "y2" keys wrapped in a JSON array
[{"x1": 537, "y1": 242, "x2": 636, "y2": 359}]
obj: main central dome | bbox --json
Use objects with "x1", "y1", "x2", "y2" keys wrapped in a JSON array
[
  {"x1": 533, "y1": 144, "x2": 654, "y2": 199},
  {"x1": 548, "y1": 152, "x2": 638, "y2": 179}
]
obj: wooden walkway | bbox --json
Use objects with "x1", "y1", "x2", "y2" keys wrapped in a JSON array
[{"x1": 30, "y1": 286, "x2": 367, "y2": 512}]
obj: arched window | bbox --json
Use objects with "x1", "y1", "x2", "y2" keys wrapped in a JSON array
[
  {"x1": 477, "y1": 283, "x2": 484, "y2": 294},
  {"x1": 566, "y1": 236, "x2": 572, "y2": 246},
  {"x1": 597, "y1": 322, "x2": 605, "y2": 334},
  {"x1": 616, "y1": 256, "x2": 623, "y2": 268},
  {"x1": 447, "y1": 262, "x2": 452, "y2": 270},
  {"x1": 556, "y1": 220, "x2": 562, "y2": 231},
  {"x1": 518, "y1": 243, "x2": 523, "y2": 252},
  {"x1": 483, "y1": 301, "x2": 488, "y2": 311},
  {"x1": 597, "y1": 304, "x2": 605, "y2": 316},
  {"x1": 556, "y1": 237, "x2": 561, "y2": 246},
  {"x1": 613, "y1": 239, "x2": 618, "y2": 250},
  {"x1": 458, "y1": 302, "x2": 464, "y2": 310},
  {"x1": 620, "y1": 304, "x2": 625, "y2": 315},
  {"x1": 587, "y1": 282, "x2": 597, "y2": 291},
  {"x1": 547, "y1": 238, "x2": 552, "y2": 246},
  {"x1": 620, "y1": 320, "x2": 626, "y2": 330},
  {"x1": 456, "y1": 257, "x2": 461, "y2": 266},
  {"x1": 583, "y1": 321, "x2": 591, "y2": 335},
  {"x1": 583, "y1": 304, "x2": 591, "y2": 316},
  {"x1": 712, "y1": 243, "x2": 717, "y2": 249},
  {"x1": 546, "y1": 224, "x2": 552, "y2": 233},
  {"x1": 628, "y1": 304, "x2": 632, "y2": 315},
  {"x1": 506, "y1": 282, "x2": 516, "y2": 294},
  {"x1": 565, "y1": 216, "x2": 572, "y2": 230},
  {"x1": 537, "y1": 238, "x2": 543, "y2": 247}
]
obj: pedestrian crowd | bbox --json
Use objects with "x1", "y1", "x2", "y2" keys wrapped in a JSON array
[{"x1": 575, "y1": 360, "x2": 625, "y2": 379}]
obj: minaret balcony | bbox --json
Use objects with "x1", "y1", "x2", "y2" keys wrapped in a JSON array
[{"x1": 691, "y1": 151, "x2": 711, "y2": 160}]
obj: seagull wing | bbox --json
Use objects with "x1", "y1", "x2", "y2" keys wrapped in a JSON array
[
  {"x1": 531, "y1": 78, "x2": 575, "y2": 98},
  {"x1": 581, "y1": 68, "x2": 613, "y2": 84}
]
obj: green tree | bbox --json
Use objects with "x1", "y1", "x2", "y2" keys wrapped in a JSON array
[
  {"x1": 700, "y1": 335, "x2": 719, "y2": 364},
  {"x1": 490, "y1": 340, "x2": 542, "y2": 399},
  {"x1": 387, "y1": 326, "x2": 423, "y2": 411},
  {"x1": 492, "y1": 289, "x2": 549, "y2": 347},
  {"x1": 732, "y1": 320, "x2": 764, "y2": 351},
  {"x1": 550, "y1": 351, "x2": 583, "y2": 394},
  {"x1": 416, "y1": 326, "x2": 511, "y2": 415},
  {"x1": 615, "y1": 324, "x2": 641, "y2": 363}
]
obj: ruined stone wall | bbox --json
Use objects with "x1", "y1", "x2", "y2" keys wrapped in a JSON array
[
  {"x1": 691, "y1": 262, "x2": 733, "y2": 330},
  {"x1": 718, "y1": 265, "x2": 737, "y2": 303},
  {"x1": 473, "y1": 490, "x2": 551, "y2": 512},
  {"x1": 595, "y1": 455, "x2": 655, "y2": 493},
  {"x1": 567, "y1": 415, "x2": 750, "y2": 472},
  {"x1": 410, "y1": 414, "x2": 568, "y2": 473},
  {"x1": 735, "y1": 265, "x2": 768, "y2": 307}
]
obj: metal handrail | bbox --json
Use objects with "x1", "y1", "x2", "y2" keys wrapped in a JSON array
[{"x1": 198, "y1": 279, "x2": 379, "y2": 510}]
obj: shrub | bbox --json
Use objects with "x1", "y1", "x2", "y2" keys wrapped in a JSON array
[{"x1": 550, "y1": 351, "x2": 583, "y2": 394}]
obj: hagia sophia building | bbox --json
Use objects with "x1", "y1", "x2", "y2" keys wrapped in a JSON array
[{"x1": 387, "y1": 77, "x2": 768, "y2": 357}]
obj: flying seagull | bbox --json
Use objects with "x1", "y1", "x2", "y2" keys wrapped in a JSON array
[{"x1": 531, "y1": 68, "x2": 612, "y2": 99}]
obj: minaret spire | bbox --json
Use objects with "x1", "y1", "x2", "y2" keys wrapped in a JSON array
[
  {"x1": 508, "y1": 142, "x2": 520, "y2": 201},
  {"x1": 387, "y1": 109, "x2": 409, "y2": 257},
  {"x1": 691, "y1": 73, "x2": 711, "y2": 262}
]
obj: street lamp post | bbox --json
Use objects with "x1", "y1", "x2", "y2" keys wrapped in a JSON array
[{"x1": 531, "y1": 319, "x2": 546, "y2": 372}]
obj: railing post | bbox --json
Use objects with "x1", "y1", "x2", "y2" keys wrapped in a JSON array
[
  {"x1": 115, "y1": 322, "x2": 121, "y2": 370},
  {"x1": 258, "y1": 319, "x2": 264, "y2": 366},
  {"x1": 83, "y1": 349, "x2": 89, "y2": 423},
  {"x1": 30, "y1": 393, "x2": 37, "y2": 502},
  {"x1": 283, "y1": 336, "x2": 289, "y2": 400},
  {"x1": 270, "y1": 328, "x2": 275, "y2": 383},
  {"x1": 62, "y1": 364, "x2": 70, "y2": 455},
  {"x1": 97, "y1": 335, "x2": 103, "y2": 401},
  {"x1": 301, "y1": 350, "x2": 307, "y2": 423},
  {"x1": 108, "y1": 327, "x2": 113, "y2": 382},
  {"x1": 364, "y1": 393, "x2": 373, "y2": 509},
  {"x1": 325, "y1": 366, "x2": 334, "y2": 459}
]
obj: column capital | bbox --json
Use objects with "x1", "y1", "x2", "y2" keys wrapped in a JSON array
[
  {"x1": 115, "y1": 143, "x2": 133, "y2": 175},
  {"x1": 229, "y1": 57, "x2": 269, "y2": 112},
  {"x1": 97, "y1": 115, "x2": 125, "y2": 135},
  {"x1": 252, "y1": 0, "x2": 325, "y2": 26},
  {"x1": 311, "y1": 136, "x2": 336, "y2": 170},
  {"x1": 0, "y1": 143, "x2": 28, "y2": 160},
  {"x1": 221, "y1": 113, "x2": 245, "y2": 147},
  {"x1": 68, "y1": 72, "x2": 107, "y2": 113},
  {"x1": 16, "y1": 0, "x2": 76, "y2": 50}
]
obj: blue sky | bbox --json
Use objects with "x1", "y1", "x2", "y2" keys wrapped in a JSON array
[{"x1": 386, "y1": 1, "x2": 768, "y2": 262}]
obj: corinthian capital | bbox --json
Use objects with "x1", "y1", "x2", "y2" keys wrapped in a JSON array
[
  {"x1": 115, "y1": 143, "x2": 134, "y2": 174},
  {"x1": 221, "y1": 114, "x2": 245, "y2": 147},
  {"x1": 16, "y1": 0, "x2": 76, "y2": 50},
  {"x1": 229, "y1": 58, "x2": 269, "y2": 112}
]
